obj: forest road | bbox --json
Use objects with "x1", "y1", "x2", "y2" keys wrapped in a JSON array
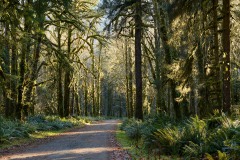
[{"x1": 1, "y1": 120, "x2": 121, "y2": 160}]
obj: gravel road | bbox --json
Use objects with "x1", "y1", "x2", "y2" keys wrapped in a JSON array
[{"x1": 1, "y1": 120, "x2": 120, "y2": 160}]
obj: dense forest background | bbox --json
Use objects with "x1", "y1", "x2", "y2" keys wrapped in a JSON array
[{"x1": 0, "y1": 0, "x2": 239, "y2": 120}]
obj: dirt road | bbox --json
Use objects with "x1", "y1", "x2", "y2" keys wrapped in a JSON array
[{"x1": 1, "y1": 120, "x2": 124, "y2": 160}]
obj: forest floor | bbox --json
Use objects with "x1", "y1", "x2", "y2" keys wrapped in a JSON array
[{"x1": 0, "y1": 120, "x2": 130, "y2": 160}]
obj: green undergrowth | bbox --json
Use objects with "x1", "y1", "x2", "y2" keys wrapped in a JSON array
[
  {"x1": 116, "y1": 124, "x2": 140, "y2": 159},
  {"x1": 116, "y1": 124, "x2": 180, "y2": 160},
  {"x1": 0, "y1": 115, "x2": 95, "y2": 149},
  {"x1": 118, "y1": 112, "x2": 240, "y2": 159}
]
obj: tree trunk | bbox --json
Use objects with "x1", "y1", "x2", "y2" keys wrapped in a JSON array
[
  {"x1": 153, "y1": 0, "x2": 165, "y2": 113},
  {"x1": 158, "y1": 1, "x2": 181, "y2": 119},
  {"x1": 63, "y1": 71, "x2": 71, "y2": 117},
  {"x1": 198, "y1": 7, "x2": 208, "y2": 117},
  {"x1": 212, "y1": 0, "x2": 222, "y2": 110},
  {"x1": 154, "y1": 27, "x2": 163, "y2": 113},
  {"x1": 17, "y1": 0, "x2": 32, "y2": 119},
  {"x1": 222, "y1": 0, "x2": 231, "y2": 113},
  {"x1": 17, "y1": 45, "x2": 26, "y2": 120},
  {"x1": 96, "y1": 51, "x2": 101, "y2": 116},
  {"x1": 57, "y1": 65, "x2": 64, "y2": 117},
  {"x1": 129, "y1": 47, "x2": 134, "y2": 118},
  {"x1": 63, "y1": 26, "x2": 72, "y2": 117},
  {"x1": 57, "y1": 26, "x2": 63, "y2": 117},
  {"x1": 134, "y1": 0, "x2": 143, "y2": 120},
  {"x1": 92, "y1": 55, "x2": 96, "y2": 116},
  {"x1": 24, "y1": 33, "x2": 42, "y2": 116},
  {"x1": 119, "y1": 96, "x2": 122, "y2": 118},
  {"x1": 23, "y1": 0, "x2": 45, "y2": 116},
  {"x1": 2, "y1": 22, "x2": 11, "y2": 118},
  {"x1": 70, "y1": 87, "x2": 75, "y2": 115},
  {"x1": 125, "y1": 38, "x2": 130, "y2": 118},
  {"x1": 10, "y1": 27, "x2": 18, "y2": 118},
  {"x1": 107, "y1": 84, "x2": 112, "y2": 117},
  {"x1": 84, "y1": 74, "x2": 88, "y2": 116},
  {"x1": 75, "y1": 91, "x2": 80, "y2": 116}
]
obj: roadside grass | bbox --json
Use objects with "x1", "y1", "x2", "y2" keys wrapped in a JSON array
[
  {"x1": 116, "y1": 126, "x2": 133, "y2": 151},
  {"x1": 116, "y1": 124, "x2": 140, "y2": 159},
  {"x1": 116, "y1": 124, "x2": 180, "y2": 160},
  {"x1": 0, "y1": 115, "x2": 93, "y2": 150},
  {"x1": 0, "y1": 129, "x2": 67, "y2": 149}
]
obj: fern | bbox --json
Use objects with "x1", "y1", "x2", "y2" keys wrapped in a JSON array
[
  {"x1": 183, "y1": 141, "x2": 205, "y2": 158},
  {"x1": 154, "y1": 127, "x2": 183, "y2": 155},
  {"x1": 183, "y1": 116, "x2": 207, "y2": 143},
  {"x1": 205, "y1": 151, "x2": 229, "y2": 160}
]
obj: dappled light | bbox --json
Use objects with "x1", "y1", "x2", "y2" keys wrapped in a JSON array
[
  {"x1": 9, "y1": 147, "x2": 115, "y2": 160},
  {"x1": 0, "y1": 0, "x2": 239, "y2": 159},
  {"x1": 1, "y1": 120, "x2": 120, "y2": 160},
  {"x1": 61, "y1": 130, "x2": 114, "y2": 136}
]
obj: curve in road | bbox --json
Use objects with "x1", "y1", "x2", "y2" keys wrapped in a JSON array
[{"x1": 1, "y1": 120, "x2": 120, "y2": 160}]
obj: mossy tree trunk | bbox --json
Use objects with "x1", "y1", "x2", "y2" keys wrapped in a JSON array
[
  {"x1": 128, "y1": 47, "x2": 134, "y2": 118},
  {"x1": 63, "y1": 26, "x2": 73, "y2": 117},
  {"x1": 57, "y1": 25, "x2": 64, "y2": 117},
  {"x1": 16, "y1": 0, "x2": 33, "y2": 120}
]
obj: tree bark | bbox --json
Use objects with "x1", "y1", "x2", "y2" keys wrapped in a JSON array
[
  {"x1": 2, "y1": 22, "x2": 12, "y2": 118},
  {"x1": 63, "y1": 27, "x2": 72, "y2": 117},
  {"x1": 129, "y1": 47, "x2": 134, "y2": 118},
  {"x1": 96, "y1": 50, "x2": 101, "y2": 116},
  {"x1": 23, "y1": 1, "x2": 45, "y2": 115},
  {"x1": 222, "y1": 0, "x2": 231, "y2": 113},
  {"x1": 158, "y1": 1, "x2": 181, "y2": 119},
  {"x1": 64, "y1": 70, "x2": 71, "y2": 117},
  {"x1": 92, "y1": 54, "x2": 96, "y2": 116},
  {"x1": 84, "y1": 72, "x2": 88, "y2": 116},
  {"x1": 125, "y1": 39, "x2": 130, "y2": 118},
  {"x1": 153, "y1": 0, "x2": 165, "y2": 113},
  {"x1": 75, "y1": 90, "x2": 80, "y2": 116},
  {"x1": 70, "y1": 87, "x2": 75, "y2": 116},
  {"x1": 134, "y1": 0, "x2": 143, "y2": 120},
  {"x1": 57, "y1": 26, "x2": 63, "y2": 117},
  {"x1": 212, "y1": 0, "x2": 221, "y2": 110},
  {"x1": 107, "y1": 84, "x2": 112, "y2": 117},
  {"x1": 17, "y1": 0, "x2": 32, "y2": 119},
  {"x1": 24, "y1": 33, "x2": 42, "y2": 116},
  {"x1": 58, "y1": 65, "x2": 64, "y2": 117},
  {"x1": 10, "y1": 27, "x2": 18, "y2": 118}
]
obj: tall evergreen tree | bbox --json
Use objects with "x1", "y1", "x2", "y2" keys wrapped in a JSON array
[{"x1": 222, "y1": 0, "x2": 231, "y2": 113}]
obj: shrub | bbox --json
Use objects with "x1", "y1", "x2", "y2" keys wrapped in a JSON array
[
  {"x1": 139, "y1": 119, "x2": 157, "y2": 150},
  {"x1": 0, "y1": 115, "x2": 87, "y2": 146},
  {"x1": 119, "y1": 114, "x2": 240, "y2": 159},
  {"x1": 124, "y1": 119, "x2": 142, "y2": 142},
  {"x1": 0, "y1": 117, "x2": 30, "y2": 144}
]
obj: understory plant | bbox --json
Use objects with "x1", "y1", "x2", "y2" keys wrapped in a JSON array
[
  {"x1": 120, "y1": 113, "x2": 240, "y2": 159},
  {"x1": 0, "y1": 115, "x2": 87, "y2": 146}
]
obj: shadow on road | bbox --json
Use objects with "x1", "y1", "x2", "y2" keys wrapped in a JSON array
[{"x1": 2, "y1": 120, "x2": 120, "y2": 160}]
